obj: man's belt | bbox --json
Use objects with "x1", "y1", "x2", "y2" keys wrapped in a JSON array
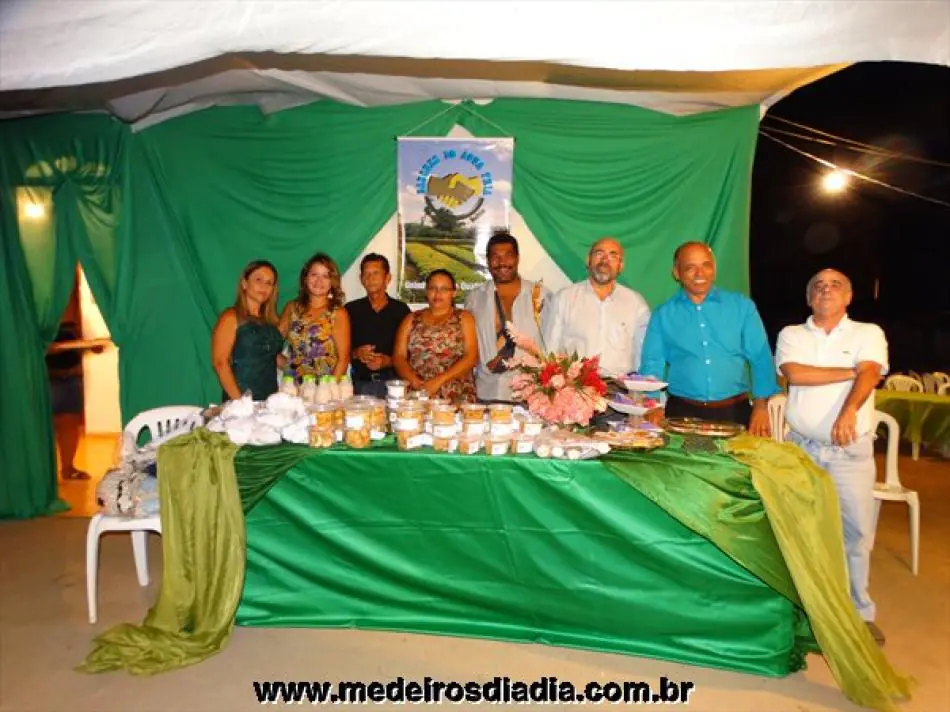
[{"x1": 669, "y1": 392, "x2": 750, "y2": 408}]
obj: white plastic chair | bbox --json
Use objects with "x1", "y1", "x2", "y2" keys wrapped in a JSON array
[
  {"x1": 870, "y1": 410, "x2": 919, "y2": 576},
  {"x1": 939, "y1": 382, "x2": 950, "y2": 396},
  {"x1": 883, "y1": 375, "x2": 923, "y2": 393},
  {"x1": 932, "y1": 372, "x2": 949, "y2": 388},
  {"x1": 86, "y1": 405, "x2": 203, "y2": 623},
  {"x1": 767, "y1": 394, "x2": 787, "y2": 443},
  {"x1": 921, "y1": 373, "x2": 938, "y2": 394}
]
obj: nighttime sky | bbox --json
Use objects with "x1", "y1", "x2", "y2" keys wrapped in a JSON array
[{"x1": 749, "y1": 62, "x2": 950, "y2": 371}]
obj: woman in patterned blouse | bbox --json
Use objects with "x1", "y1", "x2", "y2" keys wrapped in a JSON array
[
  {"x1": 393, "y1": 269, "x2": 478, "y2": 403},
  {"x1": 280, "y1": 253, "x2": 351, "y2": 381}
]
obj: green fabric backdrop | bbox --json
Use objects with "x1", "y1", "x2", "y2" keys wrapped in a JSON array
[{"x1": 0, "y1": 99, "x2": 757, "y2": 518}]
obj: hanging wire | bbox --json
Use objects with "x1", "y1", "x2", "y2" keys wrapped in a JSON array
[
  {"x1": 760, "y1": 131, "x2": 950, "y2": 209},
  {"x1": 456, "y1": 101, "x2": 517, "y2": 139},
  {"x1": 400, "y1": 102, "x2": 463, "y2": 137},
  {"x1": 763, "y1": 115, "x2": 950, "y2": 168}
]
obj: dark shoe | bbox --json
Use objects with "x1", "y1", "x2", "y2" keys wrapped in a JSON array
[{"x1": 866, "y1": 621, "x2": 886, "y2": 647}]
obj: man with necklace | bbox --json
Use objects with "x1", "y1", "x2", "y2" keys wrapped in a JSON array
[{"x1": 465, "y1": 232, "x2": 549, "y2": 403}]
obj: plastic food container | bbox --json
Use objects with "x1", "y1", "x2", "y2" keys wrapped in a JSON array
[
  {"x1": 395, "y1": 401, "x2": 425, "y2": 433},
  {"x1": 310, "y1": 403, "x2": 336, "y2": 430},
  {"x1": 308, "y1": 425, "x2": 335, "y2": 449},
  {"x1": 511, "y1": 433, "x2": 536, "y2": 455},
  {"x1": 430, "y1": 404, "x2": 458, "y2": 427},
  {"x1": 484, "y1": 434, "x2": 511, "y2": 457},
  {"x1": 396, "y1": 430, "x2": 429, "y2": 451},
  {"x1": 432, "y1": 436, "x2": 458, "y2": 453},
  {"x1": 457, "y1": 434, "x2": 482, "y2": 455},
  {"x1": 385, "y1": 379, "x2": 408, "y2": 399},
  {"x1": 343, "y1": 403, "x2": 371, "y2": 449},
  {"x1": 517, "y1": 415, "x2": 544, "y2": 437}
]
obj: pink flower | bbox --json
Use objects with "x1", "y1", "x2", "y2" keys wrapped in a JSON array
[
  {"x1": 566, "y1": 360, "x2": 583, "y2": 381},
  {"x1": 550, "y1": 374, "x2": 566, "y2": 390},
  {"x1": 505, "y1": 322, "x2": 542, "y2": 358}
]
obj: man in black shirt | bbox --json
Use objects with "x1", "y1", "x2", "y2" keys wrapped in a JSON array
[{"x1": 344, "y1": 254, "x2": 411, "y2": 398}]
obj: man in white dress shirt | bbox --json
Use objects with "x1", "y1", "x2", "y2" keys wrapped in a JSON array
[
  {"x1": 465, "y1": 232, "x2": 550, "y2": 402},
  {"x1": 775, "y1": 268, "x2": 888, "y2": 645},
  {"x1": 543, "y1": 237, "x2": 651, "y2": 376}
]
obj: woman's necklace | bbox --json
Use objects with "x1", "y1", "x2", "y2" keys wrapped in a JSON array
[{"x1": 425, "y1": 308, "x2": 454, "y2": 326}]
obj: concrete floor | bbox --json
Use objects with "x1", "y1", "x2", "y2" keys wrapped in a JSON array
[{"x1": 1, "y1": 450, "x2": 947, "y2": 711}]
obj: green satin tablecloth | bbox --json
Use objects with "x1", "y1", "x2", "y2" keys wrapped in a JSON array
[
  {"x1": 237, "y1": 442, "x2": 803, "y2": 677},
  {"x1": 80, "y1": 430, "x2": 911, "y2": 711},
  {"x1": 875, "y1": 390, "x2": 950, "y2": 451}
]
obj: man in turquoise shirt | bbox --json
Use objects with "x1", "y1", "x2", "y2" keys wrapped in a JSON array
[{"x1": 640, "y1": 242, "x2": 777, "y2": 436}]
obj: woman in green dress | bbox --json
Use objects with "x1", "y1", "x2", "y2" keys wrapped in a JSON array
[{"x1": 211, "y1": 260, "x2": 285, "y2": 401}]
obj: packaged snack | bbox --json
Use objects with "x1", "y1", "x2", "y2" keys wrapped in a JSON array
[
  {"x1": 385, "y1": 379, "x2": 408, "y2": 399},
  {"x1": 457, "y1": 434, "x2": 481, "y2": 455},
  {"x1": 395, "y1": 401, "x2": 425, "y2": 434},
  {"x1": 432, "y1": 436, "x2": 458, "y2": 453},
  {"x1": 396, "y1": 430, "x2": 429, "y2": 451},
  {"x1": 308, "y1": 425, "x2": 335, "y2": 449},
  {"x1": 343, "y1": 403, "x2": 371, "y2": 449},
  {"x1": 310, "y1": 403, "x2": 336, "y2": 430},
  {"x1": 484, "y1": 434, "x2": 511, "y2": 457},
  {"x1": 511, "y1": 433, "x2": 535, "y2": 455}
]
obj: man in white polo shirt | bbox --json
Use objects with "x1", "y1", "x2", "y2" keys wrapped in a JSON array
[{"x1": 775, "y1": 268, "x2": 888, "y2": 645}]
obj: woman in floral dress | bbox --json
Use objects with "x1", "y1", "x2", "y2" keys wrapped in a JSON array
[
  {"x1": 393, "y1": 269, "x2": 478, "y2": 403},
  {"x1": 280, "y1": 253, "x2": 351, "y2": 381}
]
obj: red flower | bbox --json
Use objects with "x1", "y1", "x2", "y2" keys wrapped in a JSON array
[{"x1": 539, "y1": 362, "x2": 561, "y2": 387}]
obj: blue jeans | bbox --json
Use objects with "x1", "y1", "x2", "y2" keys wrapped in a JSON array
[{"x1": 787, "y1": 431, "x2": 877, "y2": 621}]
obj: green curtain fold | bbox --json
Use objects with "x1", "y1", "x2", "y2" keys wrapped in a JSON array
[
  {"x1": 458, "y1": 99, "x2": 758, "y2": 306},
  {"x1": 0, "y1": 114, "x2": 126, "y2": 518},
  {"x1": 0, "y1": 99, "x2": 759, "y2": 518}
]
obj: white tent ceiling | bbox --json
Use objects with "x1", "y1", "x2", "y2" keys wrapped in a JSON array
[{"x1": 1, "y1": 0, "x2": 948, "y2": 129}]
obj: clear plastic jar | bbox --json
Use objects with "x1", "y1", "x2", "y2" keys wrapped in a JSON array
[
  {"x1": 484, "y1": 434, "x2": 511, "y2": 457},
  {"x1": 309, "y1": 403, "x2": 335, "y2": 430},
  {"x1": 432, "y1": 436, "x2": 458, "y2": 453},
  {"x1": 430, "y1": 403, "x2": 456, "y2": 425},
  {"x1": 308, "y1": 425, "x2": 335, "y2": 449},
  {"x1": 460, "y1": 403, "x2": 486, "y2": 424},
  {"x1": 350, "y1": 396, "x2": 388, "y2": 436},
  {"x1": 511, "y1": 433, "x2": 536, "y2": 455},
  {"x1": 385, "y1": 379, "x2": 408, "y2": 400},
  {"x1": 517, "y1": 414, "x2": 544, "y2": 437},
  {"x1": 394, "y1": 401, "x2": 425, "y2": 434},
  {"x1": 396, "y1": 430, "x2": 429, "y2": 451},
  {"x1": 457, "y1": 434, "x2": 482, "y2": 455},
  {"x1": 343, "y1": 403, "x2": 371, "y2": 449}
]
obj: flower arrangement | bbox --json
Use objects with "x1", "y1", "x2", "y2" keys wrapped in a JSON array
[{"x1": 505, "y1": 321, "x2": 608, "y2": 427}]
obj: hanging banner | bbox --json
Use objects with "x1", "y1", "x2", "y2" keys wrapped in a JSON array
[{"x1": 396, "y1": 137, "x2": 513, "y2": 304}]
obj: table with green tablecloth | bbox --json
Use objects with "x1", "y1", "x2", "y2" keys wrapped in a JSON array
[
  {"x1": 875, "y1": 390, "x2": 950, "y2": 459},
  {"x1": 80, "y1": 430, "x2": 912, "y2": 712}
]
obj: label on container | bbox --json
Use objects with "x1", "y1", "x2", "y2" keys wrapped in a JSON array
[
  {"x1": 489, "y1": 423, "x2": 512, "y2": 436},
  {"x1": 432, "y1": 424, "x2": 459, "y2": 438},
  {"x1": 387, "y1": 386, "x2": 406, "y2": 399},
  {"x1": 522, "y1": 422, "x2": 543, "y2": 436},
  {"x1": 370, "y1": 429, "x2": 387, "y2": 440},
  {"x1": 463, "y1": 422, "x2": 486, "y2": 437},
  {"x1": 345, "y1": 414, "x2": 366, "y2": 429},
  {"x1": 460, "y1": 440, "x2": 480, "y2": 454},
  {"x1": 489, "y1": 442, "x2": 509, "y2": 456},
  {"x1": 396, "y1": 417, "x2": 422, "y2": 432},
  {"x1": 515, "y1": 439, "x2": 534, "y2": 454},
  {"x1": 406, "y1": 433, "x2": 428, "y2": 450},
  {"x1": 335, "y1": 430, "x2": 344, "y2": 443}
]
